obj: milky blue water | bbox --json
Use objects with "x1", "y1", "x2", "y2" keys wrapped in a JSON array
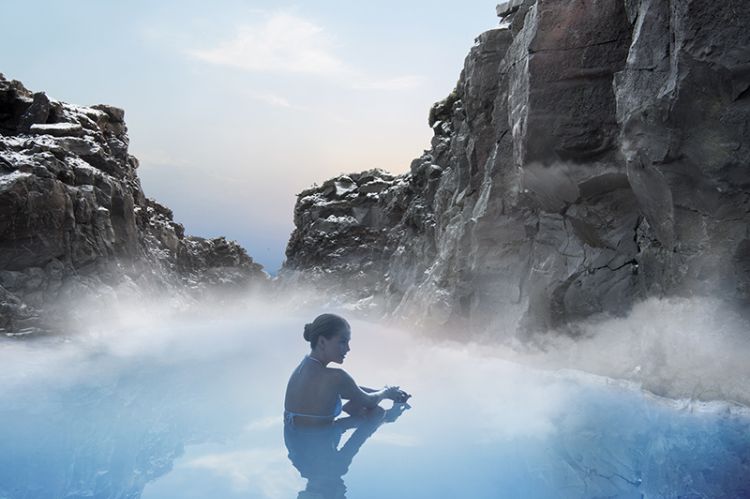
[{"x1": 0, "y1": 311, "x2": 748, "y2": 499}]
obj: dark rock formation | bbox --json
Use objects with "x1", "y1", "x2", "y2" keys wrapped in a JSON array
[
  {"x1": 283, "y1": 0, "x2": 750, "y2": 334},
  {"x1": 284, "y1": 170, "x2": 407, "y2": 313},
  {"x1": 0, "y1": 74, "x2": 267, "y2": 335}
]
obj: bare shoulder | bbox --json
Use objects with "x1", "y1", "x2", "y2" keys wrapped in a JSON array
[
  {"x1": 325, "y1": 367, "x2": 354, "y2": 385},
  {"x1": 327, "y1": 367, "x2": 362, "y2": 400},
  {"x1": 325, "y1": 367, "x2": 346, "y2": 379}
]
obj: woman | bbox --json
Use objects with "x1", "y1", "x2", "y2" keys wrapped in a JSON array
[{"x1": 284, "y1": 313, "x2": 410, "y2": 427}]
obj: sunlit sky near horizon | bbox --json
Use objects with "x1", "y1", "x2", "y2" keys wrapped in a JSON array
[{"x1": 2, "y1": 1, "x2": 500, "y2": 273}]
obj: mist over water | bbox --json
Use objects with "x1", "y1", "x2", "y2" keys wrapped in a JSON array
[
  {"x1": 483, "y1": 296, "x2": 750, "y2": 406},
  {"x1": 1, "y1": 292, "x2": 749, "y2": 498}
]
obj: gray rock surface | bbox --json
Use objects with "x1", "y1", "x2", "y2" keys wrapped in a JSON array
[
  {"x1": 0, "y1": 74, "x2": 267, "y2": 335},
  {"x1": 283, "y1": 0, "x2": 750, "y2": 335},
  {"x1": 283, "y1": 169, "x2": 403, "y2": 313}
]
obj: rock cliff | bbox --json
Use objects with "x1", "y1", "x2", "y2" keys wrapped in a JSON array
[
  {"x1": 283, "y1": 0, "x2": 750, "y2": 333},
  {"x1": 0, "y1": 75, "x2": 266, "y2": 335}
]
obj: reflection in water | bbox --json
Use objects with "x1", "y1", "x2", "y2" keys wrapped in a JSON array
[
  {"x1": 0, "y1": 312, "x2": 748, "y2": 498},
  {"x1": 285, "y1": 404, "x2": 410, "y2": 499}
]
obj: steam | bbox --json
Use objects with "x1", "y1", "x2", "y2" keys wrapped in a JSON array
[
  {"x1": 521, "y1": 296, "x2": 750, "y2": 406},
  {"x1": 3, "y1": 285, "x2": 748, "y2": 410},
  {"x1": 1, "y1": 286, "x2": 748, "y2": 497}
]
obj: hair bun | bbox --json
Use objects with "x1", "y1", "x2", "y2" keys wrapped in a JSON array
[{"x1": 302, "y1": 314, "x2": 350, "y2": 347}]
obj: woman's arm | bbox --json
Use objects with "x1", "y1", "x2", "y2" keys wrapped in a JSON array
[
  {"x1": 335, "y1": 370, "x2": 400, "y2": 409},
  {"x1": 361, "y1": 385, "x2": 411, "y2": 403}
]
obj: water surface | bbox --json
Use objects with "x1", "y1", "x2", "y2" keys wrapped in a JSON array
[{"x1": 1, "y1": 311, "x2": 748, "y2": 498}]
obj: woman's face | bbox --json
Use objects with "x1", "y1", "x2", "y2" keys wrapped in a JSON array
[{"x1": 319, "y1": 328, "x2": 351, "y2": 364}]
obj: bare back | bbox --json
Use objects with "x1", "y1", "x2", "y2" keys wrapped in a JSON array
[{"x1": 284, "y1": 358, "x2": 342, "y2": 419}]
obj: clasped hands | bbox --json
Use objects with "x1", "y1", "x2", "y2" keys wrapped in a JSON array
[{"x1": 384, "y1": 385, "x2": 411, "y2": 403}]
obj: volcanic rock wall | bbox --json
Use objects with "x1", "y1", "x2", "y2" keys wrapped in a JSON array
[
  {"x1": 0, "y1": 75, "x2": 266, "y2": 335},
  {"x1": 283, "y1": 0, "x2": 750, "y2": 333}
]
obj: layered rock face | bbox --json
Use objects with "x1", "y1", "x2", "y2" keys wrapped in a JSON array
[
  {"x1": 0, "y1": 75, "x2": 266, "y2": 334},
  {"x1": 284, "y1": 0, "x2": 750, "y2": 333},
  {"x1": 284, "y1": 170, "x2": 408, "y2": 312}
]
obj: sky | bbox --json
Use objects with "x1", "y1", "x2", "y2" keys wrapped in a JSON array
[{"x1": 2, "y1": 1, "x2": 500, "y2": 273}]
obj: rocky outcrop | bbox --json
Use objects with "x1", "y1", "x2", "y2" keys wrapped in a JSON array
[
  {"x1": 0, "y1": 74, "x2": 267, "y2": 335},
  {"x1": 284, "y1": 0, "x2": 750, "y2": 334},
  {"x1": 283, "y1": 170, "x2": 408, "y2": 312}
]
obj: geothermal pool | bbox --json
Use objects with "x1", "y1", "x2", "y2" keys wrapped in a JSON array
[{"x1": 0, "y1": 306, "x2": 748, "y2": 499}]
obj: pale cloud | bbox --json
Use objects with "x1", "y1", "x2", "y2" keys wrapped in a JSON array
[
  {"x1": 188, "y1": 12, "x2": 422, "y2": 91},
  {"x1": 135, "y1": 148, "x2": 190, "y2": 167},
  {"x1": 251, "y1": 92, "x2": 293, "y2": 108},
  {"x1": 372, "y1": 431, "x2": 420, "y2": 447},
  {"x1": 183, "y1": 448, "x2": 303, "y2": 497},
  {"x1": 188, "y1": 13, "x2": 347, "y2": 75},
  {"x1": 239, "y1": 88, "x2": 352, "y2": 123},
  {"x1": 353, "y1": 75, "x2": 424, "y2": 90},
  {"x1": 243, "y1": 415, "x2": 281, "y2": 431}
]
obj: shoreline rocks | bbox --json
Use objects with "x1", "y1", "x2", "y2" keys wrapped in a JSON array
[{"x1": 0, "y1": 74, "x2": 268, "y2": 335}]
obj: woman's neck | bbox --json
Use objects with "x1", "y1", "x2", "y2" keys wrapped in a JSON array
[{"x1": 307, "y1": 353, "x2": 327, "y2": 367}]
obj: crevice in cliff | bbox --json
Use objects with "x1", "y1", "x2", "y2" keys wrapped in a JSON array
[
  {"x1": 633, "y1": 216, "x2": 642, "y2": 255},
  {"x1": 596, "y1": 258, "x2": 638, "y2": 274},
  {"x1": 528, "y1": 37, "x2": 626, "y2": 55},
  {"x1": 516, "y1": 216, "x2": 540, "y2": 305},
  {"x1": 735, "y1": 84, "x2": 750, "y2": 102}
]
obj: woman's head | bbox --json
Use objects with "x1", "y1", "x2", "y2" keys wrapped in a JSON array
[{"x1": 303, "y1": 314, "x2": 350, "y2": 349}]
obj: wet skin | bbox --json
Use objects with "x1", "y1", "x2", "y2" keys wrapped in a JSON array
[{"x1": 284, "y1": 328, "x2": 410, "y2": 426}]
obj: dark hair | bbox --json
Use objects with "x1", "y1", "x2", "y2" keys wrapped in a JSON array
[{"x1": 303, "y1": 313, "x2": 350, "y2": 348}]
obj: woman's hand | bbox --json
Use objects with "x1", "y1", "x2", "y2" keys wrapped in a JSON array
[
  {"x1": 383, "y1": 385, "x2": 401, "y2": 400},
  {"x1": 393, "y1": 389, "x2": 411, "y2": 403},
  {"x1": 384, "y1": 386, "x2": 411, "y2": 403}
]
